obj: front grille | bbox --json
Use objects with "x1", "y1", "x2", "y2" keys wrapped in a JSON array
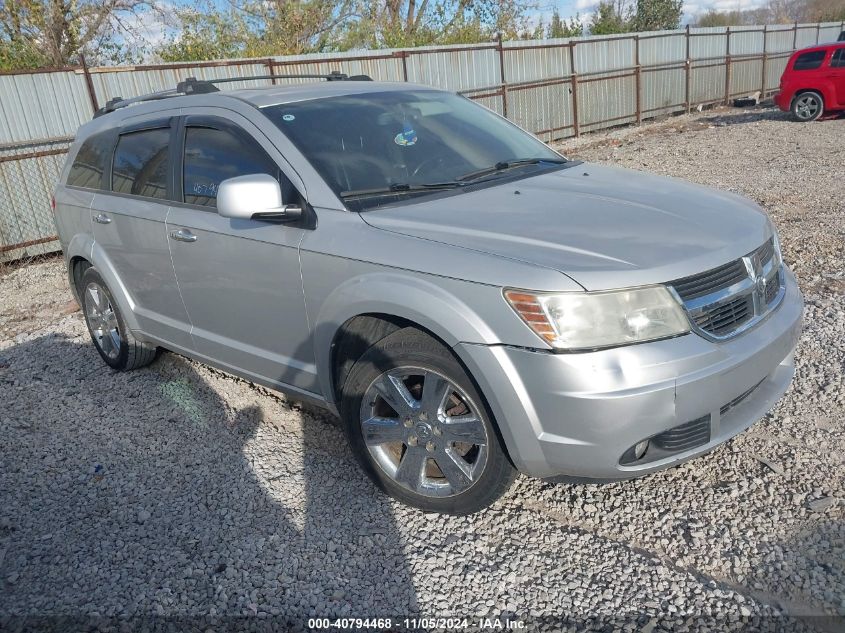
[
  {"x1": 692, "y1": 295, "x2": 753, "y2": 335},
  {"x1": 672, "y1": 259, "x2": 748, "y2": 301},
  {"x1": 652, "y1": 415, "x2": 711, "y2": 452},
  {"x1": 670, "y1": 237, "x2": 783, "y2": 340}
]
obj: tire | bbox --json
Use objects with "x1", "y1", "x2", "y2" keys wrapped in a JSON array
[
  {"x1": 791, "y1": 91, "x2": 824, "y2": 122},
  {"x1": 79, "y1": 267, "x2": 157, "y2": 371},
  {"x1": 341, "y1": 327, "x2": 516, "y2": 514}
]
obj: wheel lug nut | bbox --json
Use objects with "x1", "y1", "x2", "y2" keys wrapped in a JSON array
[
  {"x1": 426, "y1": 442, "x2": 435, "y2": 452},
  {"x1": 404, "y1": 418, "x2": 413, "y2": 428},
  {"x1": 408, "y1": 436, "x2": 418, "y2": 446},
  {"x1": 433, "y1": 426, "x2": 442, "y2": 436}
]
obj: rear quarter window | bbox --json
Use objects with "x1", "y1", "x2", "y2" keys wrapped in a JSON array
[
  {"x1": 793, "y1": 50, "x2": 827, "y2": 71},
  {"x1": 112, "y1": 128, "x2": 170, "y2": 199},
  {"x1": 67, "y1": 132, "x2": 112, "y2": 189},
  {"x1": 832, "y1": 48, "x2": 845, "y2": 68}
]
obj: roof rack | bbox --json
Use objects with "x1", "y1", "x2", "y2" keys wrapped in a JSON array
[{"x1": 93, "y1": 70, "x2": 372, "y2": 118}]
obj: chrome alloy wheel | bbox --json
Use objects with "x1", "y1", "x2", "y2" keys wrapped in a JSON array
[
  {"x1": 84, "y1": 282, "x2": 121, "y2": 360},
  {"x1": 360, "y1": 367, "x2": 489, "y2": 498},
  {"x1": 795, "y1": 94, "x2": 821, "y2": 120}
]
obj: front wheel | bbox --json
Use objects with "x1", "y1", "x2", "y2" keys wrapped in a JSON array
[
  {"x1": 79, "y1": 267, "x2": 158, "y2": 371},
  {"x1": 341, "y1": 328, "x2": 516, "y2": 514},
  {"x1": 792, "y1": 91, "x2": 824, "y2": 122}
]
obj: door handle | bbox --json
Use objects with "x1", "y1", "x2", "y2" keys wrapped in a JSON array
[
  {"x1": 93, "y1": 213, "x2": 112, "y2": 224},
  {"x1": 169, "y1": 229, "x2": 198, "y2": 243}
]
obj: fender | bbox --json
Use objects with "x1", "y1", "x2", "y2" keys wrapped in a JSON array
[
  {"x1": 66, "y1": 234, "x2": 143, "y2": 335},
  {"x1": 312, "y1": 272, "x2": 503, "y2": 403}
]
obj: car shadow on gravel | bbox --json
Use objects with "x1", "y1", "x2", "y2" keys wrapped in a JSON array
[{"x1": 0, "y1": 334, "x2": 417, "y2": 631}]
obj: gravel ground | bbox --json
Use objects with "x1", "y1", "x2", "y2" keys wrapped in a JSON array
[{"x1": 1, "y1": 106, "x2": 843, "y2": 632}]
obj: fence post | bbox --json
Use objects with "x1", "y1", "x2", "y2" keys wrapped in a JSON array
[
  {"x1": 400, "y1": 51, "x2": 409, "y2": 81},
  {"x1": 496, "y1": 32, "x2": 508, "y2": 118},
  {"x1": 816, "y1": 23, "x2": 820, "y2": 44},
  {"x1": 635, "y1": 35, "x2": 642, "y2": 125},
  {"x1": 79, "y1": 53, "x2": 99, "y2": 113},
  {"x1": 793, "y1": 22, "x2": 798, "y2": 51},
  {"x1": 266, "y1": 58, "x2": 276, "y2": 84},
  {"x1": 724, "y1": 27, "x2": 732, "y2": 105},
  {"x1": 685, "y1": 24, "x2": 691, "y2": 113},
  {"x1": 569, "y1": 42, "x2": 579, "y2": 137},
  {"x1": 760, "y1": 25, "x2": 768, "y2": 97}
]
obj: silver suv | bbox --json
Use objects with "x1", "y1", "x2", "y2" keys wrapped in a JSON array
[{"x1": 54, "y1": 75, "x2": 803, "y2": 514}]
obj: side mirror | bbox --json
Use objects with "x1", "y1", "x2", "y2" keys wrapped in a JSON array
[{"x1": 216, "y1": 173, "x2": 302, "y2": 223}]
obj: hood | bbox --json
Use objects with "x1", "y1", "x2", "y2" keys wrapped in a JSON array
[{"x1": 360, "y1": 164, "x2": 772, "y2": 291}]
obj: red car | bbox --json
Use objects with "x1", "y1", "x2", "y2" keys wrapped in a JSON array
[{"x1": 774, "y1": 42, "x2": 845, "y2": 121}]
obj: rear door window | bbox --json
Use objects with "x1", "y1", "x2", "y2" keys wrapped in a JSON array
[
  {"x1": 831, "y1": 48, "x2": 845, "y2": 68},
  {"x1": 793, "y1": 50, "x2": 827, "y2": 71},
  {"x1": 112, "y1": 128, "x2": 170, "y2": 199},
  {"x1": 182, "y1": 126, "x2": 282, "y2": 208},
  {"x1": 67, "y1": 131, "x2": 112, "y2": 189}
]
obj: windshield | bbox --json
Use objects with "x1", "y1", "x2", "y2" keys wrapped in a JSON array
[{"x1": 263, "y1": 90, "x2": 566, "y2": 211}]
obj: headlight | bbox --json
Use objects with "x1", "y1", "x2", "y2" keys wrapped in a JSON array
[{"x1": 504, "y1": 286, "x2": 690, "y2": 351}]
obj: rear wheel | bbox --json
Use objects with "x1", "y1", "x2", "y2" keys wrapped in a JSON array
[
  {"x1": 791, "y1": 91, "x2": 824, "y2": 122},
  {"x1": 341, "y1": 328, "x2": 516, "y2": 514},
  {"x1": 80, "y1": 267, "x2": 157, "y2": 371}
]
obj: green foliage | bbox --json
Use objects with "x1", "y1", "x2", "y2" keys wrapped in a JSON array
[
  {"x1": 0, "y1": 37, "x2": 50, "y2": 71},
  {"x1": 633, "y1": 0, "x2": 683, "y2": 31},
  {"x1": 547, "y1": 9, "x2": 583, "y2": 38},
  {"x1": 693, "y1": 10, "x2": 748, "y2": 27},
  {"x1": 589, "y1": 1, "x2": 632, "y2": 35}
]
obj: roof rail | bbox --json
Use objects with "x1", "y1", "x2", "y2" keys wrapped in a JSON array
[{"x1": 93, "y1": 70, "x2": 372, "y2": 118}]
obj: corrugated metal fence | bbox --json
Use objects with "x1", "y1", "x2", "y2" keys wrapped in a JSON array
[{"x1": 1, "y1": 21, "x2": 843, "y2": 261}]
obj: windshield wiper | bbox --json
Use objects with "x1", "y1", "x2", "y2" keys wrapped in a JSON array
[
  {"x1": 457, "y1": 157, "x2": 568, "y2": 182},
  {"x1": 340, "y1": 181, "x2": 464, "y2": 200}
]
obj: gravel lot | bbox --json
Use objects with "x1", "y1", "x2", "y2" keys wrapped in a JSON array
[{"x1": 1, "y1": 106, "x2": 843, "y2": 632}]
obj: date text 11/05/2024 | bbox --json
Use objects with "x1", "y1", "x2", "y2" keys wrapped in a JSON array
[{"x1": 308, "y1": 617, "x2": 527, "y2": 630}]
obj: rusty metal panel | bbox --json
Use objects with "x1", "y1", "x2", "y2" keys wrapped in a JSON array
[
  {"x1": 818, "y1": 22, "x2": 842, "y2": 42},
  {"x1": 689, "y1": 28, "x2": 728, "y2": 61},
  {"x1": 502, "y1": 42, "x2": 571, "y2": 84},
  {"x1": 730, "y1": 27, "x2": 764, "y2": 56},
  {"x1": 89, "y1": 62, "x2": 272, "y2": 106},
  {"x1": 795, "y1": 25, "x2": 820, "y2": 48},
  {"x1": 638, "y1": 32, "x2": 686, "y2": 65},
  {"x1": 766, "y1": 55, "x2": 790, "y2": 92},
  {"x1": 690, "y1": 62, "x2": 726, "y2": 104},
  {"x1": 767, "y1": 27, "x2": 796, "y2": 53},
  {"x1": 271, "y1": 52, "x2": 404, "y2": 83},
  {"x1": 730, "y1": 58, "x2": 763, "y2": 96},
  {"x1": 578, "y1": 73, "x2": 637, "y2": 132},
  {"x1": 573, "y1": 35, "x2": 636, "y2": 74},
  {"x1": 0, "y1": 71, "x2": 92, "y2": 144},
  {"x1": 405, "y1": 46, "x2": 500, "y2": 91},
  {"x1": 642, "y1": 67, "x2": 685, "y2": 115},
  {"x1": 507, "y1": 81, "x2": 573, "y2": 142}
]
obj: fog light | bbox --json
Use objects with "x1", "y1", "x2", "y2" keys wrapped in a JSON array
[{"x1": 634, "y1": 440, "x2": 649, "y2": 460}]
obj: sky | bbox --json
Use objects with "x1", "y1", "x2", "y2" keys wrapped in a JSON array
[
  {"x1": 544, "y1": 0, "x2": 769, "y2": 26},
  {"x1": 120, "y1": 0, "x2": 772, "y2": 57}
]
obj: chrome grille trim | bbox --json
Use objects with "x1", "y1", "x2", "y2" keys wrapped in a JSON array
[{"x1": 669, "y1": 237, "x2": 785, "y2": 341}]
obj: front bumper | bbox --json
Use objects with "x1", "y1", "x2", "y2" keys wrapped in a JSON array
[{"x1": 456, "y1": 267, "x2": 804, "y2": 479}]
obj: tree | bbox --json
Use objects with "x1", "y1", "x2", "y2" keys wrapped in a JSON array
[
  {"x1": 633, "y1": 0, "x2": 682, "y2": 32},
  {"x1": 589, "y1": 0, "x2": 632, "y2": 35},
  {"x1": 0, "y1": 0, "x2": 157, "y2": 69},
  {"x1": 547, "y1": 9, "x2": 582, "y2": 38},
  {"x1": 693, "y1": 9, "x2": 748, "y2": 27}
]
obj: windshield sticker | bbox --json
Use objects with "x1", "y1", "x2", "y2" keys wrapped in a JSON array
[
  {"x1": 394, "y1": 122, "x2": 417, "y2": 147},
  {"x1": 281, "y1": 114, "x2": 295, "y2": 122}
]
